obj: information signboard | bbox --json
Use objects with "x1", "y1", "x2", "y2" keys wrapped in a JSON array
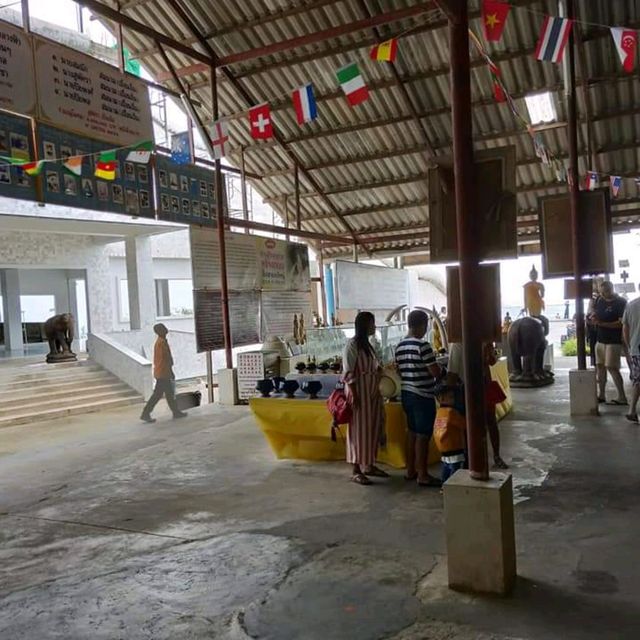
[
  {"x1": 0, "y1": 21, "x2": 36, "y2": 116},
  {"x1": 156, "y1": 155, "x2": 217, "y2": 226},
  {"x1": 237, "y1": 352, "x2": 265, "y2": 400},
  {"x1": 37, "y1": 123, "x2": 154, "y2": 218},
  {"x1": 33, "y1": 35, "x2": 153, "y2": 147}
]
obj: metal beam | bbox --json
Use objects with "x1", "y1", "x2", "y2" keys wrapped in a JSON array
[
  {"x1": 302, "y1": 198, "x2": 429, "y2": 222},
  {"x1": 76, "y1": 0, "x2": 213, "y2": 64}
]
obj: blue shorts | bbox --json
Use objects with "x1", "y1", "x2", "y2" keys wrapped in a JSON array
[{"x1": 401, "y1": 391, "x2": 436, "y2": 437}]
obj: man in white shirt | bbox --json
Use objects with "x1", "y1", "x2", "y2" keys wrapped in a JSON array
[{"x1": 622, "y1": 291, "x2": 640, "y2": 423}]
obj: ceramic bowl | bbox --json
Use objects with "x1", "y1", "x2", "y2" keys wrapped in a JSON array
[
  {"x1": 256, "y1": 379, "x2": 274, "y2": 398},
  {"x1": 282, "y1": 380, "x2": 299, "y2": 398},
  {"x1": 318, "y1": 362, "x2": 330, "y2": 372},
  {"x1": 295, "y1": 362, "x2": 306, "y2": 373},
  {"x1": 301, "y1": 380, "x2": 322, "y2": 399}
]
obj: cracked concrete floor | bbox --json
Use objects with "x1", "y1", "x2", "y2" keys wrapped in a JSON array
[{"x1": 1, "y1": 366, "x2": 639, "y2": 639}]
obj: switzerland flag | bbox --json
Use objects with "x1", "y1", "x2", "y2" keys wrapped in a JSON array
[{"x1": 482, "y1": 0, "x2": 511, "y2": 42}]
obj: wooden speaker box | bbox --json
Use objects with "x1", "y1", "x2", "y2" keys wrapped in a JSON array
[
  {"x1": 446, "y1": 263, "x2": 502, "y2": 343},
  {"x1": 429, "y1": 146, "x2": 517, "y2": 264},
  {"x1": 538, "y1": 189, "x2": 613, "y2": 278}
]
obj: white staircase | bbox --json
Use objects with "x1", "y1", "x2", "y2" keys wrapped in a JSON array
[{"x1": 0, "y1": 358, "x2": 142, "y2": 428}]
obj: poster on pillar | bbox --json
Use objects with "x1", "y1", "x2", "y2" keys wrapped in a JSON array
[
  {"x1": 189, "y1": 227, "x2": 311, "y2": 292},
  {"x1": 428, "y1": 146, "x2": 518, "y2": 264},
  {"x1": 193, "y1": 289, "x2": 261, "y2": 353},
  {"x1": 446, "y1": 264, "x2": 502, "y2": 343},
  {"x1": 538, "y1": 189, "x2": 613, "y2": 278},
  {"x1": 0, "y1": 22, "x2": 37, "y2": 116},
  {"x1": 37, "y1": 123, "x2": 154, "y2": 218},
  {"x1": 155, "y1": 154, "x2": 221, "y2": 227},
  {"x1": 261, "y1": 290, "x2": 313, "y2": 340},
  {"x1": 33, "y1": 36, "x2": 153, "y2": 147},
  {"x1": 0, "y1": 111, "x2": 38, "y2": 202}
]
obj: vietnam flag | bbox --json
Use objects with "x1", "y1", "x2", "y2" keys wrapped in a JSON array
[
  {"x1": 95, "y1": 150, "x2": 117, "y2": 180},
  {"x1": 482, "y1": 0, "x2": 511, "y2": 42},
  {"x1": 370, "y1": 38, "x2": 397, "y2": 62}
]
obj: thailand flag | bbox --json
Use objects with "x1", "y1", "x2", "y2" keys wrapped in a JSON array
[
  {"x1": 292, "y1": 84, "x2": 317, "y2": 125},
  {"x1": 585, "y1": 171, "x2": 599, "y2": 191},
  {"x1": 610, "y1": 175, "x2": 622, "y2": 198},
  {"x1": 534, "y1": 16, "x2": 573, "y2": 63}
]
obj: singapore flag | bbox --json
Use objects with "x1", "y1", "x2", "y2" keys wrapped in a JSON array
[{"x1": 610, "y1": 27, "x2": 637, "y2": 73}]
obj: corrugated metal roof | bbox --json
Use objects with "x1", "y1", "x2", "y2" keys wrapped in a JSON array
[{"x1": 95, "y1": 0, "x2": 640, "y2": 258}]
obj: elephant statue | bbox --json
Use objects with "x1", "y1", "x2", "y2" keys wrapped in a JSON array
[
  {"x1": 44, "y1": 313, "x2": 77, "y2": 363},
  {"x1": 507, "y1": 316, "x2": 553, "y2": 387}
]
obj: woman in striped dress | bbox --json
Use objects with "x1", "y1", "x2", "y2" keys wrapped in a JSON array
[{"x1": 342, "y1": 311, "x2": 388, "y2": 485}]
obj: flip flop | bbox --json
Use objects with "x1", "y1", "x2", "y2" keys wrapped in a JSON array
[
  {"x1": 625, "y1": 414, "x2": 639, "y2": 424},
  {"x1": 365, "y1": 466, "x2": 390, "y2": 478},
  {"x1": 418, "y1": 476, "x2": 443, "y2": 488},
  {"x1": 607, "y1": 399, "x2": 628, "y2": 406},
  {"x1": 404, "y1": 473, "x2": 418, "y2": 482},
  {"x1": 351, "y1": 473, "x2": 372, "y2": 486}
]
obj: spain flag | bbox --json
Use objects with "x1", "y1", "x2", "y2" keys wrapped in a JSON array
[{"x1": 370, "y1": 38, "x2": 397, "y2": 62}]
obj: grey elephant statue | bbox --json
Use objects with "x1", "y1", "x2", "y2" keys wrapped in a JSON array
[
  {"x1": 507, "y1": 316, "x2": 553, "y2": 387},
  {"x1": 44, "y1": 313, "x2": 77, "y2": 363}
]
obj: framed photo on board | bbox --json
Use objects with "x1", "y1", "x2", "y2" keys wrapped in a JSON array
[
  {"x1": 538, "y1": 189, "x2": 613, "y2": 278},
  {"x1": 446, "y1": 263, "x2": 502, "y2": 343},
  {"x1": 429, "y1": 146, "x2": 517, "y2": 264}
]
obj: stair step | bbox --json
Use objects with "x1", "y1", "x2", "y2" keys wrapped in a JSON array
[
  {"x1": 0, "y1": 395, "x2": 143, "y2": 429},
  {"x1": 0, "y1": 373, "x2": 120, "y2": 396},
  {"x1": 0, "y1": 363, "x2": 103, "y2": 383},
  {"x1": 0, "y1": 382, "x2": 132, "y2": 409},
  {"x1": 0, "y1": 370, "x2": 114, "y2": 391}
]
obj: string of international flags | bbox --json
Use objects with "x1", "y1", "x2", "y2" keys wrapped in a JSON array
[{"x1": 0, "y1": 0, "x2": 637, "y2": 199}]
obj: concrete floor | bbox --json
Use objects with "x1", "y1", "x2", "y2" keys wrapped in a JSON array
[{"x1": 1, "y1": 364, "x2": 639, "y2": 639}]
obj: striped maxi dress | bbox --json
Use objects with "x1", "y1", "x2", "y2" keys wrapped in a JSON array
[{"x1": 342, "y1": 339, "x2": 385, "y2": 467}]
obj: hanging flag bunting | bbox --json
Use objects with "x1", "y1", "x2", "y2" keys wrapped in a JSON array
[
  {"x1": 554, "y1": 162, "x2": 567, "y2": 183},
  {"x1": 292, "y1": 84, "x2": 318, "y2": 125},
  {"x1": 610, "y1": 27, "x2": 638, "y2": 73},
  {"x1": 95, "y1": 150, "x2": 117, "y2": 180},
  {"x1": 21, "y1": 160, "x2": 45, "y2": 176},
  {"x1": 585, "y1": 171, "x2": 599, "y2": 191},
  {"x1": 171, "y1": 132, "x2": 192, "y2": 165},
  {"x1": 610, "y1": 175, "x2": 622, "y2": 198},
  {"x1": 210, "y1": 119, "x2": 230, "y2": 158},
  {"x1": 370, "y1": 38, "x2": 398, "y2": 62},
  {"x1": 63, "y1": 155, "x2": 83, "y2": 176},
  {"x1": 336, "y1": 62, "x2": 369, "y2": 106},
  {"x1": 126, "y1": 140, "x2": 153, "y2": 163},
  {"x1": 488, "y1": 61, "x2": 506, "y2": 102},
  {"x1": 534, "y1": 16, "x2": 573, "y2": 63},
  {"x1": 482, "y1": 0, "x2": 511, "y2": 42},
  {"x1": 249, "y1": 103, "x2": 274, "y2": 139}
]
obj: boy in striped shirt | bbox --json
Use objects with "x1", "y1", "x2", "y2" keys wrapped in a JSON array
[{"x1": 395, "y1": 310, "x2": 443, "y2": 486}]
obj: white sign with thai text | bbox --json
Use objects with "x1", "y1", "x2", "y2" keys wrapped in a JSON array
[
  {"x1": 33, "y1": 36, "x2": 153, "y2": 146},
  {"x1": 0, "y1": 22, "x2": 36, "y2": 116}
]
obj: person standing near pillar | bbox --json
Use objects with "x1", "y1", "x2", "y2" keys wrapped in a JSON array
[
  {"x1": 396, "y1": 310, "x2": 442, "y2": 487},
  {"x1": 623, "y1": 289, "x2": 640, "y2": 423},
  {"x1": 140, "y1": 323, "x2": 187, "y2": 423},
  {"x1": 593, "y1": 281, "x2": 627, "y2": 405}
]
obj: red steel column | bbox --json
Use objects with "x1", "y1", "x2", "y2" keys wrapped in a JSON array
[
  {"x1": 566, "y1": 0, "x2": 587, "y2": 370},
  {"x1": 211, "y1": 67, "x2": 233, "y2": 369},
  {"x1": 449, "y1": 1, "x2": 489, "y2": 480}
]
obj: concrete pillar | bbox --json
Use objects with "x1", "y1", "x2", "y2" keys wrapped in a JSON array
[
  {"x1": 569, "y1": 369, "x2": 598, "y2": 416},
  {"x1": 124, "y1": 236, "x2": 155, "y2": 330},
  {"x1": 444, "y1": 470, "x2": 517, "y2": 595},
  {"x1": 0, "y1": 269, "x2": 24, "y2": 353}
]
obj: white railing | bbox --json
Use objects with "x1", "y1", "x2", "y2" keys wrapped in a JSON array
[{"x1": 87, "y1": 332, "x2": 154, "y2": 400}]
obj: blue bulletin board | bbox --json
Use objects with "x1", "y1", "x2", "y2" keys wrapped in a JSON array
[
  {"x1": 37, "y1": 124, "x2": 155, "y2": 219},
  {"x1": 155, "y1": 154, "x2": 217, "y2": 227},
  {"x1": 0, "y1": 111, "x2": 38, "y2": 202}
]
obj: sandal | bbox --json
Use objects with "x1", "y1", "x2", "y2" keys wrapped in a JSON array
[
  {"x1": 607, "y1": 399, "x2": 628, "y2": 406},
  {"x1": 404, "y1": 473, "x2": 418, "y2": 481},
  {"x1": 417, "y1": 475, "x2": 442, "y2": 488},
  {"x1": 351, "y1": 473, "x2": 372, "y2": 485},
  {"x1": 625, "y1": 414, "x2": 639, "y2": 424},
  {"x1": 493, "y1": 457, "x2": 509, "y2": 470},
  {"x1": 365, "y1": 465, "x2": 390, "y2": 478}
]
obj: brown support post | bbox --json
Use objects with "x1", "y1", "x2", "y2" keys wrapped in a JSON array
[
  {"x1": 211, "y1": 67, "x2": 233, "y2": 370},
  {"x1": 448, "y1": 1, "x2": 488, "y2": 480},
  {"x1": 240, "y1": 145, "x2": 250, "y2": 233},
  {"x1": 115, "y1": 3, "x2": 125, "y2": 72},
  {"x1": 566, "y1": 0, "x2": 587, "y2": 370},
  {"x1": 185, "y1": 87, "x2": 196, "y2": 163},
  {"x1": 294, "y1": 164, "x2": 301, "y2": 231}
]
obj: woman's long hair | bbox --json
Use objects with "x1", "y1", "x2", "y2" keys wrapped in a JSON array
[{"x1": 354, "y1": 311, "x2": 375, "y2": 356}]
